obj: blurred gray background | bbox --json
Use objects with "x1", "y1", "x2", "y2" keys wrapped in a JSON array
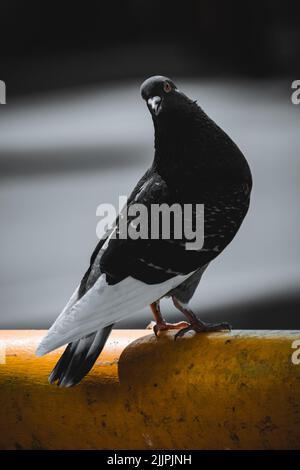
[{"x1": 0, "y1": 1, "x2": 300, "y2": 329}]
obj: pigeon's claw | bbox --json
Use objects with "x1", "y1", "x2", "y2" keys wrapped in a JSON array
[
  {"x1": 174, "y1": 320, "x2": 231, "y2": 340},
  {"x1": 171, "y1": 296, "x2": 231, "y2": 340}
]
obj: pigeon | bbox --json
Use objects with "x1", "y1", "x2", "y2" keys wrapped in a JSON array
[{"x1": 36, "y1": 75, "x2": 252, "y2": 387}]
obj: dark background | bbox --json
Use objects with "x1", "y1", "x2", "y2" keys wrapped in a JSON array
[
  {"x1": 1, "y1": 1, "x2": 300, "y2": 97},
  {"x1": 0, "y1": 1, "x2": 300, "y2": 329}
]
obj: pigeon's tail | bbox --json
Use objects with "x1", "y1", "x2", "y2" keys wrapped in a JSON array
[{"x1": 48, "y1": 325, "x2": 113, "y2": 387}]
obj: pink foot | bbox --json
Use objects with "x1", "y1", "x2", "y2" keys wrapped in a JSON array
[
  {"x1": 175, "y1": 320, "x2": 231, "y2": 340},
  {"x1": 147, "y1": 320, "x2": 190, "y2": 336}
]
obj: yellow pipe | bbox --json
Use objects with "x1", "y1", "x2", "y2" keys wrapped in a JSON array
[{"x1": 0, "y1": 329, "x2": 300, "y2": 449}]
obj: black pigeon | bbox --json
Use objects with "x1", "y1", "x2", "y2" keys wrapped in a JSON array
[{"x1": 36, "y1": 76, "x2": 252, "y2": 387}]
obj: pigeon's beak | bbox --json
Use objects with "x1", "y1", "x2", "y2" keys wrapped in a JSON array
[{"x1": 147, "y1": 96, "x2": 162, "y2": 116}]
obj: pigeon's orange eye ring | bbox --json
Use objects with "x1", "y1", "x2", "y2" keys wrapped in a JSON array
[{"x1": 163, "y1": 82, "x2": 172, "y2": 93}]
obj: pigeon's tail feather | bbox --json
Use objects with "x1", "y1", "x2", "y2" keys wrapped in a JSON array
[
  {"x1": 37, "y1": 272, "x2": 193, "y2": 356},
  {"x1": 49, "y1": 324, "x2": 113, "y2": 387}
]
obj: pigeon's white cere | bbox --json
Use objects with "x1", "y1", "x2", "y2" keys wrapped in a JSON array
[{"x1": 147, "y1": 96, "x2": 161, "y2": 114}]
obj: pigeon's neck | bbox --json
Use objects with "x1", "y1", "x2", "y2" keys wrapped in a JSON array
[
  {"x1": 152, "y1": 110, "x2": 199, "y2": 171},
  {"x1": 152, "y1": 105, "x2": 251, "y2": 190},
  {"x1": 154, "y1": 115, "x2": 198, "y2": 163}
]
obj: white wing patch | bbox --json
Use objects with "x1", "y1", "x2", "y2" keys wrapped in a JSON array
[{"x1": 36, "y1": 271, "x2": 194, "y2": 356}]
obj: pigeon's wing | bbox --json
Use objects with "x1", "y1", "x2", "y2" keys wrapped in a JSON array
[
  {"x1": 100, "y1": 172, "x2": 206, "y2": 285},
  {"x1": 36, "y1": 171, "x2": 195, "y2": 356},
  {"x1": 78, "y1": 167, "x2": 154, "y2": 297}
]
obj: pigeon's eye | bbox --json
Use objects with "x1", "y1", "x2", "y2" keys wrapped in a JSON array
[{"x1": 163, "y1": 82, "x2": 172, "y2": 93}]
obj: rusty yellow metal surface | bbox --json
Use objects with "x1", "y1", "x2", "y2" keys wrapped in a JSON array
[{"x1": 0, "y1": 329, "x2": 300, "y2": 449}]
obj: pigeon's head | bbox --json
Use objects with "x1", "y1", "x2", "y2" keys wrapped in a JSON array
[{"x1": 140, "y1": 75, "x2": 188, "y2": 119}]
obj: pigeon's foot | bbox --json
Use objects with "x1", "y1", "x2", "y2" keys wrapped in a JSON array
[
  {"x1": 174, "y1": 320, "x2": 231, "y2": 340},
  {"x1": 148, "y1": 302, "x2": 189, "y2": 336},
  {"x1": 172, "y1": 295, "x2": 231, "y2": 340},
  {"x1": 147, "y1": 320, "x2": 190, "y2": 336}
]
